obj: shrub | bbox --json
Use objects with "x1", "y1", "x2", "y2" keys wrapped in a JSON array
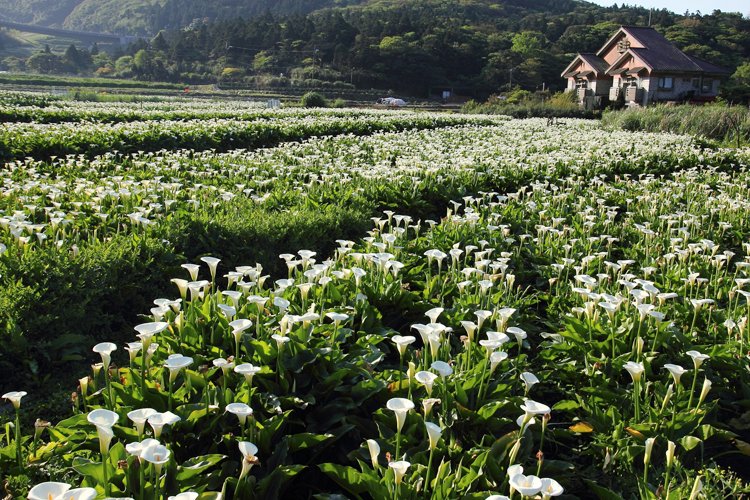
[{"x1": 301, "y1": 91, "x2": 328, "y2": 108}]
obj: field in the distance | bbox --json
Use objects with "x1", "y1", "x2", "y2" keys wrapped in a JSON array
[{"x1": 1, "y1": 91, "x2": 749, "y2": 499}]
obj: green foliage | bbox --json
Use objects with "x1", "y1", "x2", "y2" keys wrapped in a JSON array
[
  {"x1": 463, "y1": 91, "x2": 597, "y2": 119},
  {"x1": 722, "y1": 62, "x2": 750, "y2": 104},
  {"x1": 300, "y1": 91, "x2": 328, "y2": 108},
  {"x1": 602, "y1": 104, "x2": 750, "y2": 147}
]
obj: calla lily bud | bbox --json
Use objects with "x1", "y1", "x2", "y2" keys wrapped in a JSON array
[
  {"x1": 366, "y1": 439, "x2": 380, "y2": 469},
  {"x1": 689, "y1": 476, "x2": 703, "y2": 500},
  {"x1": 635, "y1": 336, "x2": 644, "y2": 357},
  {"x1": 146, "y1": 343, "x2": 159, "y2": 364},
  {"x1": 425, "y1": 421, "x2": 442, "y2": 450},
  {"x1": 660, "y1": 384, "x2": 674, "y2": 413},
  {"x1": 171, "y1": 278, "x2": 188, "y2": 300},
  {"x1": 698, "y1": 378, "x2": 712, "y2": 406},
  {"x1": 508, "y1": 438, "x2": 522, "y2": 465},
  {"x1": 422, "y1": 398, "x2": 440, "y2": 417},
  {"x1": 34, "y1": 419, "x2": 50, "y2": 441},
  {"x1": 643, "y1": 437, "x2": 656, "y2": 466},
  {"x1": 666, "y1": 440, "x2": 676, "y2": 468}
]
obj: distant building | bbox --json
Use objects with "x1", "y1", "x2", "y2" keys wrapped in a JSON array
[{"x1": 561, "y1": 26, "x2": 730, "y2": 108}]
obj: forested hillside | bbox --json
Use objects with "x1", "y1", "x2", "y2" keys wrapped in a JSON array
[{"x1": 1, "y1": 0, "x2": 748, "y2": 98}]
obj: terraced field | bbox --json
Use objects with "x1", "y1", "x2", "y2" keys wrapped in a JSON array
[{"x1": 1, "y1": 91, "x2": 749, "y2": 499}]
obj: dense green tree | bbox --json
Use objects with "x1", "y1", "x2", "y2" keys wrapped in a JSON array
[
  {"x1": 27, "y1": 52, "x2": 64, "y2": 73},
  {"x1": 723, "y1": 62, "x2": 750, "y2": 103},
  {"x1": 511, "y1": 31, "x2": 547, "y2": 59}
]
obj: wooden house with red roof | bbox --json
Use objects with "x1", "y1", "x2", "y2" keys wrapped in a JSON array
[{"x1": 562, "y1": 26, "x2": 730, "y2": 108}]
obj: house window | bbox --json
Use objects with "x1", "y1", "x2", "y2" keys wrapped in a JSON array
[
  {"x1": 625, "y1": 76, "x2": 638, "y2": 88},
  {"x1": 701, "y1": 78, "x2": 713, "y2": 93},
  {"x1": 575, "y1": 79, "x2": 588, "y2": 89},
  {"x1": 692, "y1": 78, "x2": 700, "y2": 89},
  {"x1": 658, "y1": 77, "x2": 674, "y2": 90}
]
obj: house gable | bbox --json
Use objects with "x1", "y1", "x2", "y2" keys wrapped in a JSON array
[
  {"x1": 561, "y1": 53, "x2": 608, "y2": 79},
  {"x1": 606, "y1": 50, "x2": 652, "y2": 75},
  {"x1": 597, "y1": 27, "x2": 646, "y2": 65}
]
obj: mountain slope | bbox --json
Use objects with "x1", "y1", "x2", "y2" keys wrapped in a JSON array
[
  {"x1": 61, "y1": 0, "x2": 164, "y2": 35},
  {"x1": 0, "y1": 0, "x2": 80, "y2": 26},
  {"x1": 1, "y1": 0, "x2": 604, "y2": 35},
  {"x1": 0, "y1": 0, "x2": 356, "y2": 33}
]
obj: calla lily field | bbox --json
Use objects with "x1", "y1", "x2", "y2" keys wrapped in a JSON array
[{"x1": 1, "y1": 91, "x2": 750, "y2": 498}]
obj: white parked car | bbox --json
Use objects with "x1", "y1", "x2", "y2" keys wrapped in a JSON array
[{"x1": 377, "y1": 97, "x2": 407, "y2": 107}]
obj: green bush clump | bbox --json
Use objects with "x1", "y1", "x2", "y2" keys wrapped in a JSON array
[
  {"x1": 300, "y1": 91, "x2": 328, "y2": 108},
  {"x1": 462, "y1": 90, "x2": 599, "y2": 119}
]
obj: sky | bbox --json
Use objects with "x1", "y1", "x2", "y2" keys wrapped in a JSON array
[{"x1": 587, "y1": 1, "x2": 749, "y2": 16}]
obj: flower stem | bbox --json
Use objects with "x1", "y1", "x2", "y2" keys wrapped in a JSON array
[
  {"x1": 139, "y1": 459, "x2": 145, "y2": 500},
  {"x1": 102, "y1": 450, "x2": 109, "y2": 496},
  {"x1": 536, "y1": 421, "x2": 547, "y2": 476},
  {"x1": 168, "y1": 378, "x2": 174, "y2": 412},
  {"x1": 141, "y1": 356, "x2": 147, "y2": 398},
  {"x1": 105, "y1": 368, "x2": 113, "y2": 410},
  {"x1": 395, "y1": 428, "x2": 401, "y2": 462},
  {"x1": 476, "y1": 350, "x2": 490, "y2": 408},
  {"x1": 153, "y1": 466, "x2": 160, "y2": 500},
  {"x1": 398, "y1": 356, "x2": 404, "y2": 393},
  {"x1": 424, "y1": 448, "x2": 435, "y2": 493},
  {"x1": 688, "y1": 368, "x2": 699, "y2": 409},
  {"x1": 14, "y1": 409, "x2": 21, "y2": 468}
]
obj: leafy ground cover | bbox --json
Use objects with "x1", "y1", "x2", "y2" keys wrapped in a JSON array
[{"x1": 1, "y1": 93, "x2": 750, "y2": 498}]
